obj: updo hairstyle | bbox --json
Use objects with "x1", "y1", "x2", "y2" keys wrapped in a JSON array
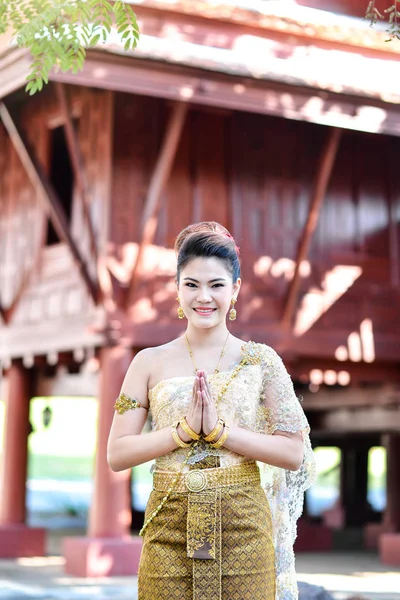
[{"x1": 174, "y1": 222, "x2": 240, "y2": 283}]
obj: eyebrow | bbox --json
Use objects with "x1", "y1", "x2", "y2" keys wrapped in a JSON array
[{"x1": 183, "y1": 277, "x2": 227, "y2": 283}]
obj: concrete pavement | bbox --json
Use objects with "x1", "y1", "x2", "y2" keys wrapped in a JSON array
[{"x1": 0, "y1": 552, "x2": 399, "y2": 600}]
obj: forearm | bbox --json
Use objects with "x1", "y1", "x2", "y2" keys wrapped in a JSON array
[
  {"x1": 108, "y1": 425, "x2": 179, "y2": 471},
  {"x1": 223, "y1": 425, "x2": 304, "y2": 471}
]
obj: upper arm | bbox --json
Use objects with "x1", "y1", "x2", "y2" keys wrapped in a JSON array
[
  {"x1": 262, "y1": 347, "x2": 310, "y2": 438},
  {"x1": 108, "y1": 348, "x2": 153, "y2": 444}
]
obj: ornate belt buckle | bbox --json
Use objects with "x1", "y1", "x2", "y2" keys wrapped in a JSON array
[{"x1": 185, "y1": 470, "x2": 207, "y2": 493}]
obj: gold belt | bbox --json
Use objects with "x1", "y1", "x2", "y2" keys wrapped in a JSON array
[{"x1": 153, "y1": 461, "x2": 260, "y2": 494}]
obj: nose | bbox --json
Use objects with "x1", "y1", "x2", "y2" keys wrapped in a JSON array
[{"x1": 196, "y1": 287, "x2": 212, "y2": 303}]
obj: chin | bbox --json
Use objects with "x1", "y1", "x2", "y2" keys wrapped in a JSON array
[
  {"x1": 190, "y1": 316, "x2": 224, "y2": 329},
  {"x1": 190, "y1": 320, "x2": 215, "y2": 329}
]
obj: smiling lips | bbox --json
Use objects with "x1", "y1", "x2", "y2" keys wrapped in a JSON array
[{"x1": 193, "y1": 308, "x2": 216, "y2": 316}]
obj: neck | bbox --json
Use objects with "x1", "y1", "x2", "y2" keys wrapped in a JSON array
[{"x1": 185, "y1": 322, "x2": 230, "y2": 348}]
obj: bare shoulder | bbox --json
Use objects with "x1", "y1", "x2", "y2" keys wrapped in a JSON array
[
  {"x1": 140, "y1": 339, "x2": 181, "y2": 363},
  {"x1": 126, "y1": 345, "x2": 166, "y2": 381},
  {"x1": 145, "y1": 338, "x2": 186, "y2": 389}
]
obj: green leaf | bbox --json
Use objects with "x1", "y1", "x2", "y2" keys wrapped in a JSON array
[
  {"x1": 89, "y1": 33, "x2": 100, "y2": 47},
  {"x1": 5, "y1": 0, "x2": 141, "y2": 94}
]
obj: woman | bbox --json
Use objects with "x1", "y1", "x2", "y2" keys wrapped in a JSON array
[{"x1": 107, "y1": 222, "x2": 316, "y2": 600}]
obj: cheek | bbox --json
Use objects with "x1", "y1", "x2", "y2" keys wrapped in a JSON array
[{"x1": 218, "y1": 290, "x2": 233, "y2": 305}]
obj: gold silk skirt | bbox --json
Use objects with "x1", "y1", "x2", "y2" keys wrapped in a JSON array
[{"x1": 138, "y1": 462, "x2": 276, "y2": 600}]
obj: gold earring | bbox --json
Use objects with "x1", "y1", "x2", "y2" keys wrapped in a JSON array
[
  {"x1": 229, "y1": 298, "x2": 237, "y2": 321},
  {"x1": 176, "y1": 297, "x2": 185, "y2": 320}
]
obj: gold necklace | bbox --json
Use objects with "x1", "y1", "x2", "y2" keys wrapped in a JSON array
[{"x1": 184, "y1": 332, "x2": 230, "y2": 374}]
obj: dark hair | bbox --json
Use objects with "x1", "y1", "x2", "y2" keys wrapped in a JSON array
[{"x1": 174, "y1": 222, "x2": 241, "y2": 283}]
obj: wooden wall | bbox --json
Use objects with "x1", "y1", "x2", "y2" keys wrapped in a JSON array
[
  {"x1": 0, "y1": 86, "x2": 113, "y2": 359},
  {"x1": 1, "y1": 87, "x2": 399, "y2": 365},
  {"x1": 110, "y1": 93, "x2": 400, "y2": 362}
]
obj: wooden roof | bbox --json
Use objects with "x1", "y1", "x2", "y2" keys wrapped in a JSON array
[
  {"x1": 1, "y1": 1, "x2": 399, "y2": 93},
  {"x1": 0, "y1": 0, "x2": 399, "y2": 134},
  {"x1": 127, "y1": 0, "x2": 400, "y2": 52},
  {"x1": 297, "y1": 0, "x2": 380, "y2": 18}
]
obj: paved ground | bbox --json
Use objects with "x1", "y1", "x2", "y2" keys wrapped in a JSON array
[{"x1": 0, "y1": 551, "x2": 400, "y2": 600}]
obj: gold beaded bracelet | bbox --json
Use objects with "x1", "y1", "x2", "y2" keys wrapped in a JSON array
[
  {"x1": 179, "y1": 417, "x2": 201, "y2": 441},
  {"x1": 171, "y1": 423, "x2": 192, "y2": 448},
  {"x1": 210, "y1": 424, "x2": 230, "y2": 449},
  {"x1": 203, "y1": 418, "x2": 224, "y2": 443}
]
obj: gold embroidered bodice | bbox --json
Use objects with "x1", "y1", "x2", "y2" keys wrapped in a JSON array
[
  {"x1": 149, "y1": 356, "x2": 266, "y2": 472},
  {"x1": 148, "y1": 341, "x2": 311, "y2": 472}
]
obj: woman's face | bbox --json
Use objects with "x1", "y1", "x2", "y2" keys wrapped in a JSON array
[{"x1": 177, "y1": 257, "x2": 240, "y2": 329}]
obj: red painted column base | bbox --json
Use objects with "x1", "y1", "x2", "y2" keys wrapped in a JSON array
[
  {"x1": 294, "y1": 519, "x2": 333, "y2": 552},
  {"x1": 364, "y1": 522, "x2": 395, "y2": 550},
  {"x1": 380, "y1": 533, "x2": 400, "y2": 565},
  {"x1": 0, "y1": 525, "x2": 46, "y2": 558},
  {"x1": 63, "y1": 535, "x2": 143, "y2": 577}
]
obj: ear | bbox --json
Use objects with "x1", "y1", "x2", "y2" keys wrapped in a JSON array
[{"x1": 232, "y1": 278, "x2": 241, "y2": 299}]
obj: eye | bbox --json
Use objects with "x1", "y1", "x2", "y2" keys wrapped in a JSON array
[
  {"x1": 212, "y1": 283, "x2": 224, "y2": 288},
  {"x1": 185, "y1": 283, "x2": 197, "y2": 288}
]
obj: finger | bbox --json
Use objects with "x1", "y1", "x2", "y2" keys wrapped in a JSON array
[
  {"x1": 193, "y1": 376, "x2": 199, "y2": 398},
  {"x1": 201, "y1": 377, "x2": 213, "y2": 402},
  {"x1": 202, "y1": 389, "x2": 209, "y2": 406},
  {"x1": 201, "y1": 372, "x2": 210, "y2": 393},
  {"x1": 199, "y1": 374, "x2": 206, "y2": 390},
  {"x1": 203, "y1": 372, "x2": 211, "y2": 390}
]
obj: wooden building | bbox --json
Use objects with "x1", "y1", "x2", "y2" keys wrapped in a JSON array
[{"x1": 0, "y1": 0, "x2": 399, "y2": 576}]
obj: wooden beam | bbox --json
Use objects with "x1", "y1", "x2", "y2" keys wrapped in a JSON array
[
  {"x1": 301, "y1": 384, "x2": 400, "y2": 411},
  {"x1": 388, "y1": 139, "x2": 400, "y2": 289},
  {"x1": 126, "y1": 101, "x2": 188, "y2": 305},
  {"x1": 54, "y1": 83, "x2": 98, "y2": 263},
  {"x1": 282, "y1": 127, "x2": 342, "y2": 328},
  {"x1": 289, "y1": 358, "x2": 400, "y2": 384},
  {"x1": 3, "y1": 49, "x2": 400, "y2": 137},
  {"x1": 0, "y1": 102, "x2": 99, "y2": 305},
  {"x1": 0, "y1": 269, "x2": 33, "y2": 325},
  {"x1": 318, "y1": 406, "x2": 400, "y2": 433}
]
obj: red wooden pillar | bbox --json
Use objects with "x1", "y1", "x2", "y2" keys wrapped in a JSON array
[
  {"x1": 63, "y1": 345, "x2": 143, "y2": 577},
  {"x1": 380, "y1": 434, "x2": 400, "y2": 564},
  {"x1": 0, "y1": 363, "x2": 45, "y2": 557}
]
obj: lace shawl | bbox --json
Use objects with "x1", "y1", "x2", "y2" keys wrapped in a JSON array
[{"x1": 259, "y1": 344, "x2": 316, "y2": 600}]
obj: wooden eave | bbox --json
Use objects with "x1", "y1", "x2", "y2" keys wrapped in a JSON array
[
  {"x1": 1, "y1": 1, "x2": 400, "y2": 125},
  {"x1": 1, "y1": 47, "x2": 400, "y2": 138}
]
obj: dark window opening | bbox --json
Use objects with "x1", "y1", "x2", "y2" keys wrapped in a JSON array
[{"x1": 46, "y1": 123, "x2": 76, "y2": 245}]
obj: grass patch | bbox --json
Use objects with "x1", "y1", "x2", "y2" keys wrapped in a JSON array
[{"x1": 28, "y1": 454, "x2": 95, "y2": 480}]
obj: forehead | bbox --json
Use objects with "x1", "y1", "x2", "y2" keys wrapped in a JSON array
[{"x1": 180, "y1": 257, "x2": 230, "y2": 279}]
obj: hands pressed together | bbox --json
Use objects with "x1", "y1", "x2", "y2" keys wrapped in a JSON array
[{"x1": 177, "y1": 370, "x2": 221, "y2": 444}]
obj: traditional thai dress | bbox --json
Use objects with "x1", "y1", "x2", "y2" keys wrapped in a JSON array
[{"x1": 138, "y1": 342, "x2": 316, "y2": 600}]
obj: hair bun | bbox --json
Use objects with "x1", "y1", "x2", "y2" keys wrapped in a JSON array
[{"x1": 174, "y1": 221, "x2": 238, "y2": 255}]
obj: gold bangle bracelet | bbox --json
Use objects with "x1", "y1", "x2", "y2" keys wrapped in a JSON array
[
  {"x1": 179, "y1": 417, "x2": 201, "y2": 441},
  {"x1": 171, "y1": 423, "x2": 191, "y2": 448},
  {"x1": 210, "y1": 425, "x2": 230, "y2": 449},
  {"x1": 203, "y1": 418, "x2": 224, "y2": 443}
]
